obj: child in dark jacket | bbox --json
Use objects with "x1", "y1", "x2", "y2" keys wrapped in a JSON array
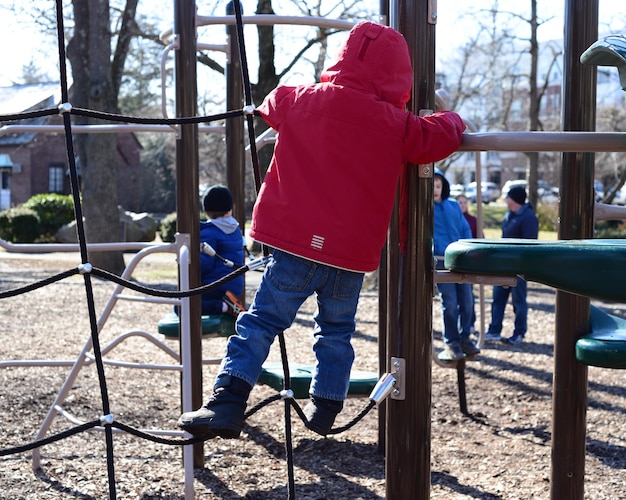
[
  {"x1": 178, "y1": 21, "x2": 466, "y2": 439},
  {"x1": 198, "y1": 185, "x2": 245, "y2": 316},
  {"x1": 485, "y1": 186, "x2": 539, "y2": 345}
]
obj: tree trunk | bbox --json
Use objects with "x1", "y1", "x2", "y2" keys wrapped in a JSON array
[
  {"x1": 527, "y1": 0, "x2": 540, "y2": 207},
  {"x1": 68, "y1": 0, "x2": 125, "y2": 275},
  {"x1": 252, "y1": 0, "x2": 280, "y2": 176}
]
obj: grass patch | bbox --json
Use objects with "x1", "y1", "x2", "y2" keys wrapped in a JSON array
[
  {"x1": 133, "y1": 267, "x2": 179, "y2": 281},
  {"x1": 483, "y1": 227, "x2": 557, "y2": 240},
  {"x1": 475, "y1": 204, "x2": 508, "y2": 229}
]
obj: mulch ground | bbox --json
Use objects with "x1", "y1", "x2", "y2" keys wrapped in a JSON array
[{"x1": 0, "y1": 249, "x2": 624, "y2": 499}]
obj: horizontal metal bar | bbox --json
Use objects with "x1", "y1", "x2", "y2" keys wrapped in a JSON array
[
  {"x1": 0, "y1": 237, "x2": 164, "y2": 253},
  {"x1": 196, "y1": 14, "x2": 356, "y2": 31},
  {"x1": 460, "y1": 131, "x2": 626, "y2": 152},
  {"x1": 435, "y1": 270, "x2": 518, "y2": 286},
  {"x1": 0, "y1": 124, "x2": 224, "y2": 136}
]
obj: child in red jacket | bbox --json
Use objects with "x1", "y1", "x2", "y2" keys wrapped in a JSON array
[{"x1": 178, "y1": 21, "x2": 465, "y2": 439}]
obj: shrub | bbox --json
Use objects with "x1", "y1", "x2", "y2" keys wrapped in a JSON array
[
  {"x1": 159, "y1": 212, "x2": 178, "y2": 242},
  {"x1": 0, "y1": 207, "x2": 41, "y2": 243},
  {"x1": 594, "y1": 219, "x2": 626, "y2": 239},
  {"x1": 158, "y1": 212, "x2": 208, "y2": 242},
  {"x1": 479, "y1": 204, "x2": 508, "y2": 229},
  {"x1": 23, "y1": 194, "x2": 75, "y2": 241},
  {"x1": 535, "y1": 203, "x2": 559, "y2": 232}
]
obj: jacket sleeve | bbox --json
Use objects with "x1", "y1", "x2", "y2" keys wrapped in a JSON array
[
  {"x1": 199, "y1": 225, "x2": 218, "y2": 277},
  {"x1": 520, "y1": 212, "x2": 539, "y2": 239},
  {"x1": 402, "y1": 110, "x2": 466, "y2": 165},
  {"x1": 255, "y1": 85, "x2": 298, "y2": 131}
]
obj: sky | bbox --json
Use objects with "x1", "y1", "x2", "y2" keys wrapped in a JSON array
[
  {"x1": 436, "y1": 0, "x2": 625, "y2": 61},
  {"x1": 0, "y1": 1, "x2": 624, "y2": 87}
]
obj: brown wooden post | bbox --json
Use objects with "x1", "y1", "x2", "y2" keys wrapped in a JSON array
[
  {"x1": 386, "y1": 0, "x2": 436, "y2": 497},
  {"x1": 377, "y1": 0, "x2": 390, "y2": 458},
  {"x1": 552, "y1": 0, "x2": 597, "y2": 497},
  {"x1": 225, "y1": 1, "x2": 246, "y2": 304},
  {"x1": 174, "y1": 0, "x2": 203, "y2": 467}
]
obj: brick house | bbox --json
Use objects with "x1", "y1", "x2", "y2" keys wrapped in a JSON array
[{"x1": 0, "y1": 82, "x2": 143, "y2": 211}]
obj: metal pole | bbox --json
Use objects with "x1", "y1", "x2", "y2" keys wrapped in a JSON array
[
  {"x1": 386, "y1": 0, "x2": 435, "y2": 498},
  {"x1": 174, "y1": 0, "x2": 203, "y2": 468},
  {"x1": 551, "y1": 0, "x2": 597, "y2": 498}
]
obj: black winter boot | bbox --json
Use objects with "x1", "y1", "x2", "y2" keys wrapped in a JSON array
[
  {"x1": 303, "y1": 396, "x2": 344, "y2": 436},
  {"x1": 177, "y1": 375, "x2": 252, "y2": 439}
]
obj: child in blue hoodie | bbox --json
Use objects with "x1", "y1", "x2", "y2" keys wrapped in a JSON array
[
  {"x1": 433, "y1": 169, "x2": 480, "y2": 361},
  {"x1": 198, "y1": 185, "x2": 246, "y2": 316}
]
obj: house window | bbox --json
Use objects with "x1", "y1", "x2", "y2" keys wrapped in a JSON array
[
  {"x1": 48, "y1": 164, "x2": 64, "y2": 193},
  {"x1": 1, "y1": 171, "x2": 9, "y2": 190}
]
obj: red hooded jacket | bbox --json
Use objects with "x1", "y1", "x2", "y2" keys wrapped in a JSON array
[{"x1": 252, "y1": 21, "x2": 465, "y2": 273}]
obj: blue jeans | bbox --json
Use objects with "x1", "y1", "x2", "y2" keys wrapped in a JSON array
[
  {"x1": 487, "y1": 277, "x2": 528, "y2": 336},
  {"x1": 437, "y1": 282, "x2": 473, "y2": 345},
  {"x1": 217, "y1": 249, "x2": 364, "y2": 401}
]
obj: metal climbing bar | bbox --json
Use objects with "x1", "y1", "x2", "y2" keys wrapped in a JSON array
[{"x1": 460, "y1": 131, "x2": 626, "y2": 152}]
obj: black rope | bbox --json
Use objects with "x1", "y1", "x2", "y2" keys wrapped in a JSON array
[
  {"x1": 0, "y1": 262, "x2": 251, "y2": 301},
  {"x1": 229, "y1": 6, "x2": 299, "y2": 494},
  {"x1": 0, "y1": 390, "x2": 376, "y2": 456},
  {"x1": 0, "y1": 419, "x2": 101, "y2": 457},
  {"x1": 277, "y1": 333, "x2": 297, "y2": 500},
  {"x1": 230, "y1": 0, "x2": 266, "y2": 259},
  {"x1": 0, "y1": 104, "x2": 247, "y2": 127},
  {"x1": 54, "y1": 1, "x2": 117, "y2": 497},
  {"x1": 71, "y1": 106, "x2": 244, "y2": 125},
  {"x1": 327, "y1": 400, "x2": 376, "y2": 434},
  {"x1": 0, "y1": 268, "x2": 80, "y2": 299},
  {"x1": 91, "y1": 261, "x2": 250, "y2": 297},
  {"x1": 111, "y1": 422, "x2": 205, "y2": 446},
  {"x1": 284, "y1": 396, "x2": 377, "y2": 436},
  {"x1": 230, "y1": 0, "x2": 253, "y2": 110},
  {"x1": 0, "y1": 108, "x2": 58, "y2": 122}
]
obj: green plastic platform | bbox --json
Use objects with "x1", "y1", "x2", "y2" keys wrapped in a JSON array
[
  {"x1": 576, "y1": 305, "x2": 626, "y2": 369},
  {"x1": 258, "y1": 361, "x2": 378, "y2": 399},
  {"x1": 444, "y1": 238, "x2": 626, "y2": 303},
  {"x1": 157, "y1": 311, "x2": 236, "y2": 338},
  {"x1": 580, "y1": 34, "x2": 626, "y2": 90},
  {"x1": 445, "y1": 238, "x2": 626, "y2": 369}
]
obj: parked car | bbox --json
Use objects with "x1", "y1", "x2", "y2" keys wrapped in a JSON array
[
  {"x1": 465, "y1": 181, "x2": 500, "y2": 204},
  {"x1": 501, "y1": 179, "x2": 527, "y2": 198},
  {"x1": 449, "y1": 184, "x2": 465, "y2": 198}
]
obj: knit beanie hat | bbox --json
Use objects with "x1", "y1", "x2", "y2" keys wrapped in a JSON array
[
  {"x1": 203, "y1": 185, "x2": 233, "y2": 212},
  {"x1": 507, "y1": 186, "x2": 527, "y2": 205}
]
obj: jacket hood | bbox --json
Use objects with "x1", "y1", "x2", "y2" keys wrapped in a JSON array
[
  {"x1": 434, "y1": 168, "x2": 450, "y2": 200},
  {"x1": 321, "y1": 21, "x2": 412, "y2": 109},
  {"x1": 202, "y1": 215, "x2": 240, "y2": 235}
]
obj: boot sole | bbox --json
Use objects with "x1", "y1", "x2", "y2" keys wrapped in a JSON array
[{"x1": 178, "y1": 419, "x2": 243, "y2": 439}]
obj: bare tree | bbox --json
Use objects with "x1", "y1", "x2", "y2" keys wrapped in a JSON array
[
  {"x1": 66, "y1": 0, "x2": 140, "y2": 275},
  {"x1": 438, "y1": 1, "x2": 562, "y2": 205}
]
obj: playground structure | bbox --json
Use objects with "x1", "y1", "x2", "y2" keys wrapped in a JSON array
[
  {"x1": 379, "y1": 1, "x2": 626, "y2": 499},
  {"x1": 387, "y1": 1, "x2": 626, "y2": 499},
  {"x1": 0, "y1": 0, "x2": 625, "y2": 499}
]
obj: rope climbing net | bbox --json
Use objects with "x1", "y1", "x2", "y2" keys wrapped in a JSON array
[{"x1": 0, "y1": 2, "x2": 383, "y2": 499}]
